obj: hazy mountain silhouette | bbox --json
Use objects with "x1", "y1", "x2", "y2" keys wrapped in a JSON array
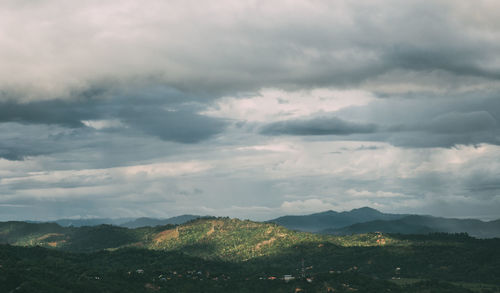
[
  {"x1": 9, "y1": 209, "x2": 500, "y2": 239},
  {"x1": 52, "y1": 218, "x2": 133, "y2": 227},
  {"x1": 41, "y1": 215, "x2": 201, "y2": 228},
  {"x1": 270, "y1": 207, "x2": 500, "y2": 238},
  {"x1": 119, "y1": 214, "x2": 201, "y2": 228},
  {"x1": 269, "y1": 207, "x2": 406, "y2": 232},
  {"x1": 321, "y1": 215, "x2": 500, "y2": 238}
]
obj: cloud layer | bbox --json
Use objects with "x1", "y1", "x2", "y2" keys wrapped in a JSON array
[
  {"x1": 2, "y1": 0, "x2": 500, "y2": 101},
  {"x1": 0, "y1": 0, "x2": 500, "y2": 221},
  {"x1": 261, "y1": 116, "x2": 377, "y2": 136}
]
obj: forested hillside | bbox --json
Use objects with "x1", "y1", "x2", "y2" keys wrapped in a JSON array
[{"x1": 1, "y1": 218, "x2": 500, "y2": 292}]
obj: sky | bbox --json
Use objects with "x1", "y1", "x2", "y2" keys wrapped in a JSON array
[{"x1": 1, "y1": 0, "x2": 500, "y2": 221}]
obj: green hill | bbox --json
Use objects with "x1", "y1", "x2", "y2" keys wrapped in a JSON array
[
  {"x1": 1, "y1": 218, "x2": 400, "y2": 259},
  {"x1": 1, "y1": 218, "x2": 500, "y2": 292}
]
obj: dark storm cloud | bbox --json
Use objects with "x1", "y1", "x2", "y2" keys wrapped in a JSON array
[
  {"x1": 0, "y1": 143, "x2": 51, "y2": 161},
  {"x1": 423, "y1": 111, "x2": 498, "y2": 134},
  {"x1": 0, "y1": 99, "x2": 94, "y2": 127},
  {"x1": 260, "y1": 116, "x2": 377, "y2": 136},
  {"x1": 383, "y1": 44, "x2": 500, "y2": 80},
  {"x1": 0, "y1": 88, "x2": 227, "y2": 160},
  {"x1": 389, "y1": 108, "x2": 500, "y2": 148},
  {"x1": 382, "y1": 131, "x2": 500, "y2": 149},
  {"x1": 260, "y1": 94, "x2": 500, "y2": 149},
  {"x1": 381, "y1": 109, "x2": 500, "y2": 148},
  {"x1": 464, "y1": 172, "x2": 500, "y2": 196},
  {"x1": 120, "y1": 108, "x2": 226, "y2": 143},
  {"x1": 0, "y1": 123, "x2": 79, "y2": 160}
]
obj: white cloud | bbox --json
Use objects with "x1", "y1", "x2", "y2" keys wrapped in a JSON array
[
  {"x1": 346, "y1": 189, "x2": 406, "y2": 198},
  {"x1": 203, "y1": 88, "x2": 375, "y2": 122},
  {"x1": 81, "y1": 119, "x2": 124, "y2": 130},
  {"x1": 121, "y1": 161, "x2": 212, "y2": 178},
  {"x1": 1, "y1": 160, "x2": 212, "y2": 190},
  {"x1": 1, "y1": 0, "x2": 500, "y2": 221},
  {"x1": 236, "y1": 143, "x2": 298, "y2": 153}
]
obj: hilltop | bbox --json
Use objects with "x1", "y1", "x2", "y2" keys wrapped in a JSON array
[{"x1": 0, "y1": 217, "x2": 392, "y2": 260}]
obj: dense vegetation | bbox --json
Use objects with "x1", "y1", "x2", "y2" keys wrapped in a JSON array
[{"x1": 1, "y1": 218, "x2": 499, "y2": 292}]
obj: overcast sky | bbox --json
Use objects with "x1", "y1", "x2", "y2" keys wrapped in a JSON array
[{"x1": 1, "y1": 0, "x2": 500, "y2": 221}]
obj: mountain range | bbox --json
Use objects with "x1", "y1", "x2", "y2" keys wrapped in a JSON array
[
  {"x1": 269, "y1": 207, "x2": 500, "y2": 238},
  {"x1": 268, "y1": 207, "x2": 406, "y2": 232},
  {"x1": 119, "y1": 215, "x2": 201, "y2": 228},
  {"x1": 26, "y1": 207, "x2": 500, "y2": 238},
  {"x1": 43, "y1": 215, "x2": 202, "y2": 228},
  {"x1": 323, "y1": 215, "x2": 500, "y2": 238}
]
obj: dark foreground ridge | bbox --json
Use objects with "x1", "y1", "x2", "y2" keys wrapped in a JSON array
[{"x1": 1, "y1": 217, "x2": 500, "y2": 292}]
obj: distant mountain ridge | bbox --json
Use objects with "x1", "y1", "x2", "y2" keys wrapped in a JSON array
[
  {"x1": 7, "y1": 208, "x2": 500, "y2": 238},
  {"x1": 119, "y1": 214, "x2": 201, "y2": 228},
  {"x1": 323, "y1": 215, "x2": 500, "y2": 238},
  {"x1": 268, "y1": 207, "x2": 407, "y2": 232},
  {"x1": 270, "y1": 207, "x2": 500, "y2": 238},
  {"x1": 52, "y1": 218, "x2": 133, "y2": 227},
  {"x1": 37, "y1": 215, "x2": 201, "y2": 228}
]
